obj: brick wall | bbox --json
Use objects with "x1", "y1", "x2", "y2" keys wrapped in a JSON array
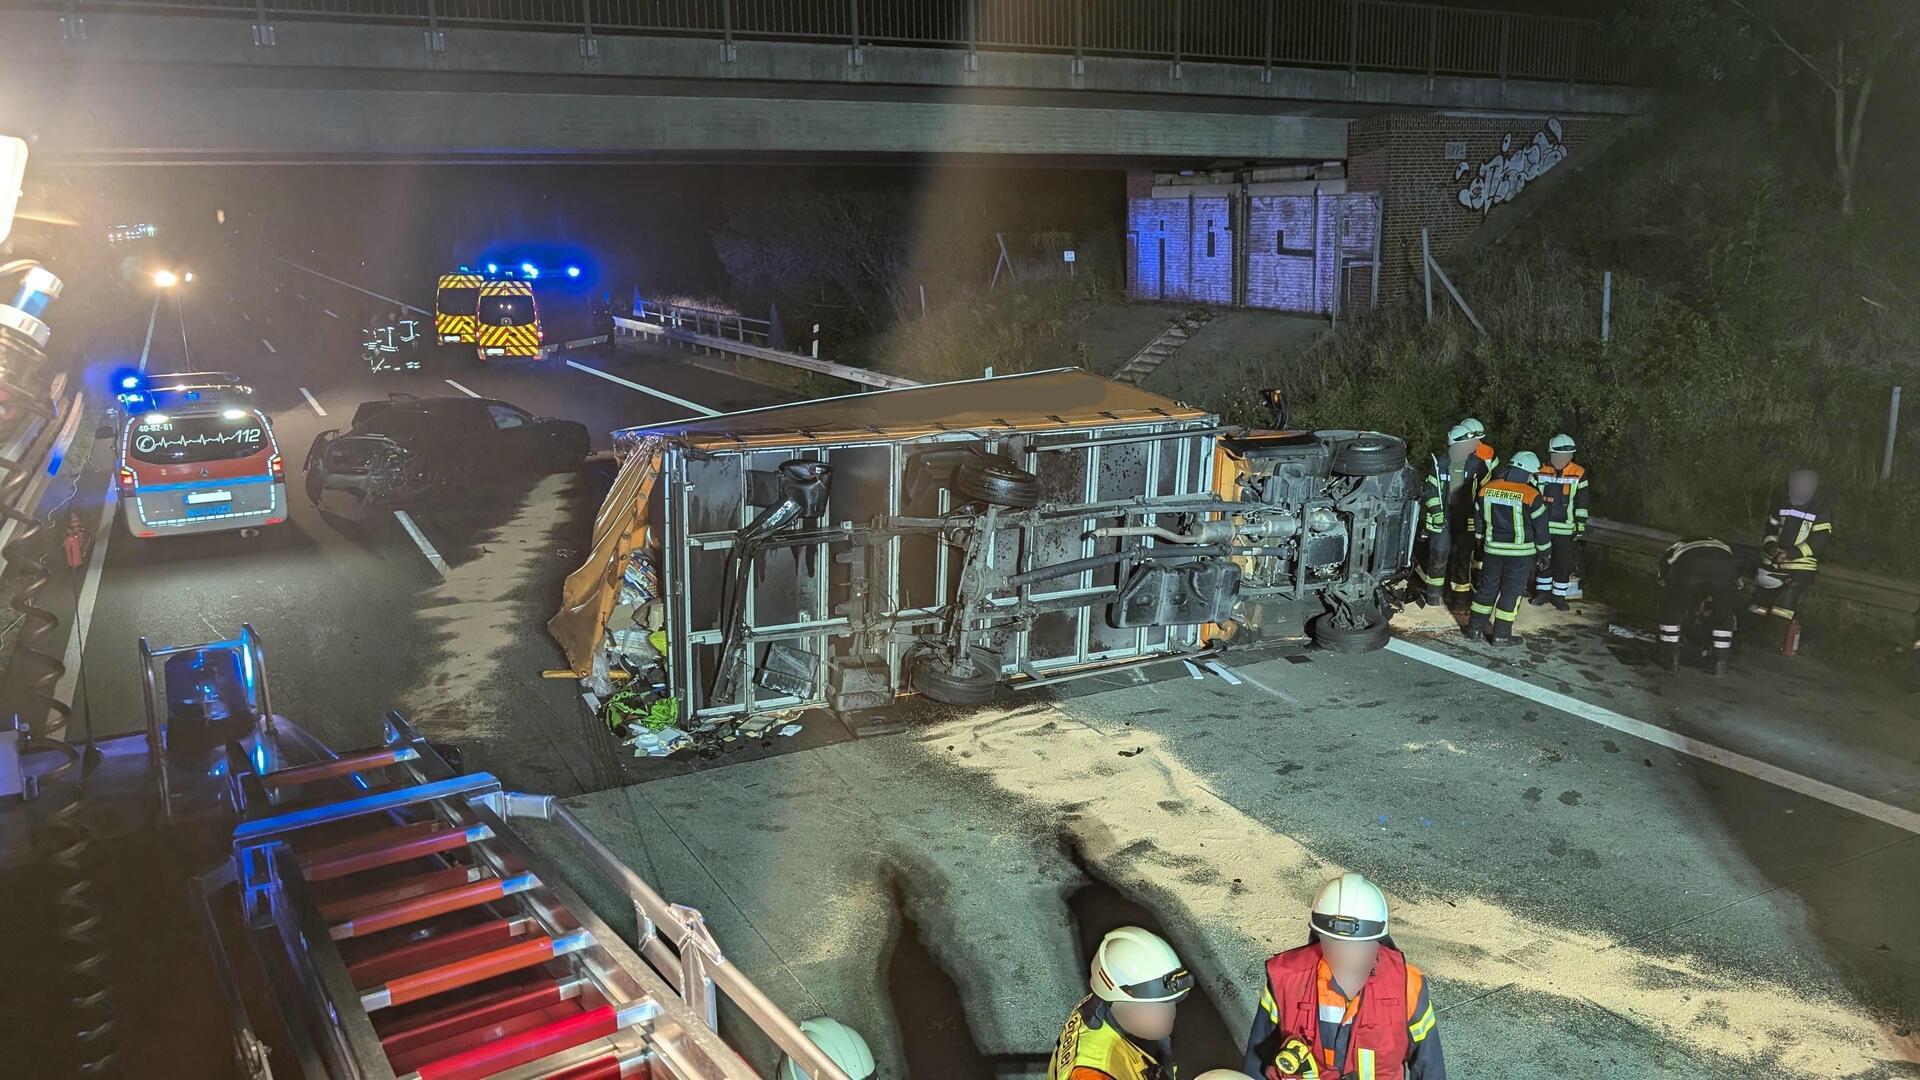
[
  {"x1": 1128, "y1": 194, "x2": 1233, "y2": 305},
  {"x1": 1350, "y1": 112, "x2": 1613, "y2": 303}
]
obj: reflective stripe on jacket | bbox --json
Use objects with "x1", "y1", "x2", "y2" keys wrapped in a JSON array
[
  {"x1": 1764, "y1": 499, "x2": 1832, "y2": 572},
  {"x1": 1245, "y1": 942, "x2": 1444, "y2": 1080},
  {"x1": 1534, "y1": 461, "x2": 1589, "y2": 536},
  {"x1": 1477, "y1": 472, "x2": 1549, "y2": 557},
  {"x1": 1051, "y1": 996, "x2": 1175, "y2": 1080}
]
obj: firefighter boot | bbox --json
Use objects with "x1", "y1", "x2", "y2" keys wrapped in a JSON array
[
  {"x1": 1551, "y1": 595, "x2": 1571, "y2": 612},
  {"x1": 1659, "y1": 641, "x2": 1680, "y2": 673},
  {"x1": 1710, "y1": 650, "x2": 1728, "y2": 677},
  {"x1": 1464, "y1": 614, "x2": 1490, "y2": 641}
]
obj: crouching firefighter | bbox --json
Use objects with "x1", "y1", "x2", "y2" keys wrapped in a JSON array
[
  {"x1": 1658, "y1": 538, "x2": 1743, "y2": 676},
  {"x1": 1051, "y1": 927, "x2": 1193, "y2": 1080},
  {"x1": 1418, "y1": 423, "x2": 1484, "y2": 607},
  {"x1": 1465, "y1": 451, "x2": 1550, "y2": 646},
  {"x1": 1244, "y1": 873, "x2": 1445, "y2": 1080}
]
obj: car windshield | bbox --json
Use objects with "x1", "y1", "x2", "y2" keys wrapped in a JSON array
[
  {"x1": 477, "y1": 295, "x2": 535, "y2": 324},
  {"x1": 354, "y1": 408, "x2": 430, "y2": 440},
  {"x1": 437, "y1": 286, "x2": 478, "y2": 316},
  {"x1": 128, "y1": 412, "x2": 269, "y2": 465}
]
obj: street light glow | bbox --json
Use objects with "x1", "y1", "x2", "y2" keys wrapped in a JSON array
[
  {"x1": 152, "y1": 269, "x2": 179, "y2": 288},
  {"x1": 183, "y1": 271, "x2": 195, "y2": 283}
]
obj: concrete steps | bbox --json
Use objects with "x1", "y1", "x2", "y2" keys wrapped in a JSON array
[{"x1": 1111, "y1": 308, "x2": 1213, "y2": 385}]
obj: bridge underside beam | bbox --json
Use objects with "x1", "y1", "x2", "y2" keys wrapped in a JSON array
[{"x1": 1, "y1": 72, "x2": 1348, "y2": 166}]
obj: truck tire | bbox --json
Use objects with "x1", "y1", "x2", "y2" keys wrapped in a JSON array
[
  {"x1": 911, "y1": 654, "x2": 999, "y2": 706},
  {"x1": 954, "y1": 453, "x2": 1040, "y2": 508},
  {"x1": 1331, "y1": 433, "x2": 1408, "y2": 476},
  {"x1": 1311, "y1": 610, "x2": 1391, "y2": 653}
]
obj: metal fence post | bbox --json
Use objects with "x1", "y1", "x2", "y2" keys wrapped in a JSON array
[
  {"x1": 1261, "y1": 0, "x2": 1275, "y2": 83},
  {"x1": 1600, "y1": 270, "x2": 1612, "y2": 344},
  {"x1": 966, "y1": 0, "x2": 979, "y2": 71},
  {"x1": 1425, "y1": 6, "x2": 1438, "y2": 92},
  {"x1": 849, "y1": 0, "x2": 862, "y2": 67},
  {"x1": 721, "y1": 0, "x2": 735, "y2": 62},
  {"x1": 1170, "y1": 0, "x2": 1183, "y2": 79},
  {"x1": 1347, "y1": 0, "x2": 1358, "y2": 88},
  {"x1": 251, "y1": 0, "x2": 276, "y2": 47},
  {"x1": 1421, "y1": 228, "x2": 1433, "y2": 323},
  {"x1": 579, "y1": 0, "x2": 598, "y2": 59},
  {"x1": 1072, "y1": 0, "x2": 1085, "y2": 76},
  {"x1": 1497, "y1": 13, "x2": 1510, "y2": 85},
  {"x1": 1884, "y1": 385, "x2": 1903, "y2": 481},
  {"x1": 424, "y1": 0, "x2": 445, "y2": 52}
]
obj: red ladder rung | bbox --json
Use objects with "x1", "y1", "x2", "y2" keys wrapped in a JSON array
[
  {"x1": 386, "y1": 999, "x2": 586, "y2": 1076},
  {"x1": 364, "y1": 930, "x2": 592, "y2": 1012},
  {"x1": 348, "y1": 916, "x2": 531, "y2": 988},
  {"x1": 262, "y1": 746, "x2": 419, "y2": 788},
  {"x1": 377, "y1": 974, "x2": 578, "y2": 1050},
  {"x1": 302, "y1": 823, "x2": 492, "y2": 883},
  {"x1": 318, "y1": 866, "x2": 486, "y2": 923},
  {"x1": 331, "y1": 873, "x2": 538, "y2": 941},
  {"x1": 405, "y1": 1004, "x2": 628, "y2": 1080}
]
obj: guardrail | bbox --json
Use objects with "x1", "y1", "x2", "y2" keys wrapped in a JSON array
[
  {"x1": 1585, "y1": 517, "x2": 1920, "y2": 618},
  {"x1": 39, "y1": 0, "x2": 1632, "y2": 85},
  {"x1": 613, "y1": 315, "x2": 921, "y2": 391},
  {"x1": 633, "y1": 298, "x2": 773, "y2": 348}
]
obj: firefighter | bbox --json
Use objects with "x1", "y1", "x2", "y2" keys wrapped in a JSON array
[
  {"x1": 1465, "y1": 450, "x2": 1549, "y2": 646},
  {"x1": 1050, "y1": 926, "x2": 1192, "y2": 1080},
  {"x1": 1749, "y1": 468, "x2": 1832, "y2": 653},
  {"x1": 1530, "y1": 434, "x2": 1589, "y2": 610},
  {"x1": 1261, "y1": 388, "x2": 1290, "y2": 430},
  {"x1": 1418, "y1": 423, "x2": 1483, "y2": 606},
  {"x1": 1243, "y1": 872, "x2": 1445, "y2": 1080},
  {"x1": 1657, "y1": 538, "x2": 1743, "y2": 676},
  {"x1": 1456, "y1": 417, "x2": 1499, "y2": 487}
]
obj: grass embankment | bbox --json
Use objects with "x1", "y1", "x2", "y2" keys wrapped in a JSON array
[{"x1": 1237, "y1": 107, "x2": 1920, "y2": 580}]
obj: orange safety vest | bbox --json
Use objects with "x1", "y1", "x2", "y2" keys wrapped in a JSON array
[{"x1": 1263, "y1": 943, "x2": 1411, "y2": 1080}]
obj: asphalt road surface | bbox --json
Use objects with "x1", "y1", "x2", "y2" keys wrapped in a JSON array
[{"x1": 13, "y1": 245, "x2": 1917, "y2": 1080}]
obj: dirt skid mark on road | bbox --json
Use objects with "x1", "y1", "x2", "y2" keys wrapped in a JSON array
[
  {"x1": 935, "y1": 703, "x2": 1918, "y2": 1077},
  {"x1": 404, "y1": 475, "x2": 574, "y2": 742}
]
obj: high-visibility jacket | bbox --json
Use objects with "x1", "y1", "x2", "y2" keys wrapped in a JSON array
[
  {"x1": 1466, "y1": 442, "x2": 1499, "y2": 492},
  {"x1": 1420, "y1": 455, "x2": 1472, "y2": 537},
  {"x1": 1476, "y1": 467, "x2": 1550, "y2": 557},
  {"x1": 1763, "y1": 496, "x2": 1832, "y2": 572},
  {"x1": 1534, "y1": 461, "x2": 1589, "y2": 536},
  {"x1": 1244, "y1": 943, "x2": 1443, "y2": 1080},
  {"x1": 1050, "y1": 996, "x2": 1176, "y2": 1080}
]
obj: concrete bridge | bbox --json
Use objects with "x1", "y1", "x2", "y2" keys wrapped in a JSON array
[{"x1": 4, "y1": 1, "x2": 1645, "y2": 164}]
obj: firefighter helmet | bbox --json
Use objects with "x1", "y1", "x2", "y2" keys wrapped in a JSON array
[
  {"x1": 1509, "y1": 450, "x2": 1542, "y2": 475},
  {"x1": 1549, "y1": 433, "x2": 1577, "y2": 454},
  {"x1": 1090, "y1": 927, "x2": 1193, "y2": 1004},
  {"x1": 1446, "y1": 421, "x2": 1478, "y2": 445},
  {"x1": 778, "y1": 1017, "x2": 876, "y2": 1080},
  {"x1": 1311, "y1": 872, "x2": 1390, "y2": 941},
  {"x1": 1459, "y1": 417, "x2": 1486, "y2": 440}
]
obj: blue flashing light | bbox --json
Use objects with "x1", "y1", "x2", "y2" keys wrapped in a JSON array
[
  {"x1": 521, "y1": 263, "x2": 539, "y2": 279},
  {"x1": 486, "y1": 263, "x2": 499, "y2": 274},
  {"x1": 120, "y1": 375, "x2": 140, "y2": 390},
  {"x1": 566, "y1": 266, "x2": 581, "y2": 279}
]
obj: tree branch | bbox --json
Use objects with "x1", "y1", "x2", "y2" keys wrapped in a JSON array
[
  {"x1": 1845, "y1": 67, "x2": 1875, "y2": 176},
  {"x1": 1725, "y1": 0, "x2": 1838, "y2": 92}
]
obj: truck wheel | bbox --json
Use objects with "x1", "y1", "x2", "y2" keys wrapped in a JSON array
[
  {"x1": 1311, "y1": 610, "x2": 1391, "y2": 653},
  {"x1": 911, "y1": 654, "x2": 999, "y2": 706},
  {"x1": 1331, "y1": 433, "x2": 1407, "y2": 476},
  {"x1": 954, "y1": 453, "x2": 1040, "y2": 508}
]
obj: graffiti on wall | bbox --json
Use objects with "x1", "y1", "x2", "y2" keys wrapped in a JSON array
[{"x1": 1456, "y1": 117, "x2": 1567, "y2": 216}]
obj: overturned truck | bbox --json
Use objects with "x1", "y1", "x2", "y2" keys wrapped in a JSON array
[{"x1": 551, "y1": 369, "x2": 1418, "y2": 726}]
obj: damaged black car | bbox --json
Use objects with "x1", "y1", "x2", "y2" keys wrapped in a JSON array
[{"x1": 304, "y1": 393, "x2": 589, "y2": 519}]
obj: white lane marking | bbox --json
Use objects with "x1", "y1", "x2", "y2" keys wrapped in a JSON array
[
  {"x1": 295, "y1": 293, "x2": 307, "y2": 301},
  {"x1": 324, "y1": 309, "x2": 340, "y2": 319},
  {"x1": 261, "y1": 338, "x2": 277, "y2": 354},
  {"x1": 137, "y1": 294, "x2": 160, "y2": 373},
  {"x1": 443, "y1": 379, "x2": 481, "y2": 398},
  {"x1": 1202, "y1": 659, "x2": 1243, "y2": 686},
  {"x1": 52, "y1": 485, "x2": 119, "y2": 712},
  {"x1": 393, "y1": 510, "x2": 449, "y2": 577},
  {"x1": 564, "y1": 360, "x2": 720, "y2": 416},
  {"x1": 273, "y1": 255, "x2": 429, "y2": 316},
  {"x1": 1384, "y1": 637, "x2": 1920, "y2": 837},
  {"x1": 242, "y1": 311, "x2": 252, "y2": 323},
  {"x1": 299, "y1": 387, "x2": 328, "y2": 417}
]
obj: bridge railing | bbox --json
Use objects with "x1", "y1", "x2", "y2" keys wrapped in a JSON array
[{"x1": 43, "y1": 0, "x2": 1632, "y2": 84}]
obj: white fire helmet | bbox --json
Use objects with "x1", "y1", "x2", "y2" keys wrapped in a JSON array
[
  {"x1": 1459, "y1": 417, "x2": 1487, "y2": 440},
  {"x1": 778, "y1": 1017, "x2": 876, "y2": 1080},
  {"x1": 1446, "y1": 421, "x2": 1478, "y2": 446},
  {"x1": 1549, "y1": 433, "x2": 1577, "y2": 454},
  {"x1": 1311, "y1": 872, "x2": 1391, "y2": 942},
  {"x1": 1508, "y1": 450, "x2": 1542, "y2": 475},
  {"x1": 1090, "y1": 926, "x2": 1194, "y2": 1004}
]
